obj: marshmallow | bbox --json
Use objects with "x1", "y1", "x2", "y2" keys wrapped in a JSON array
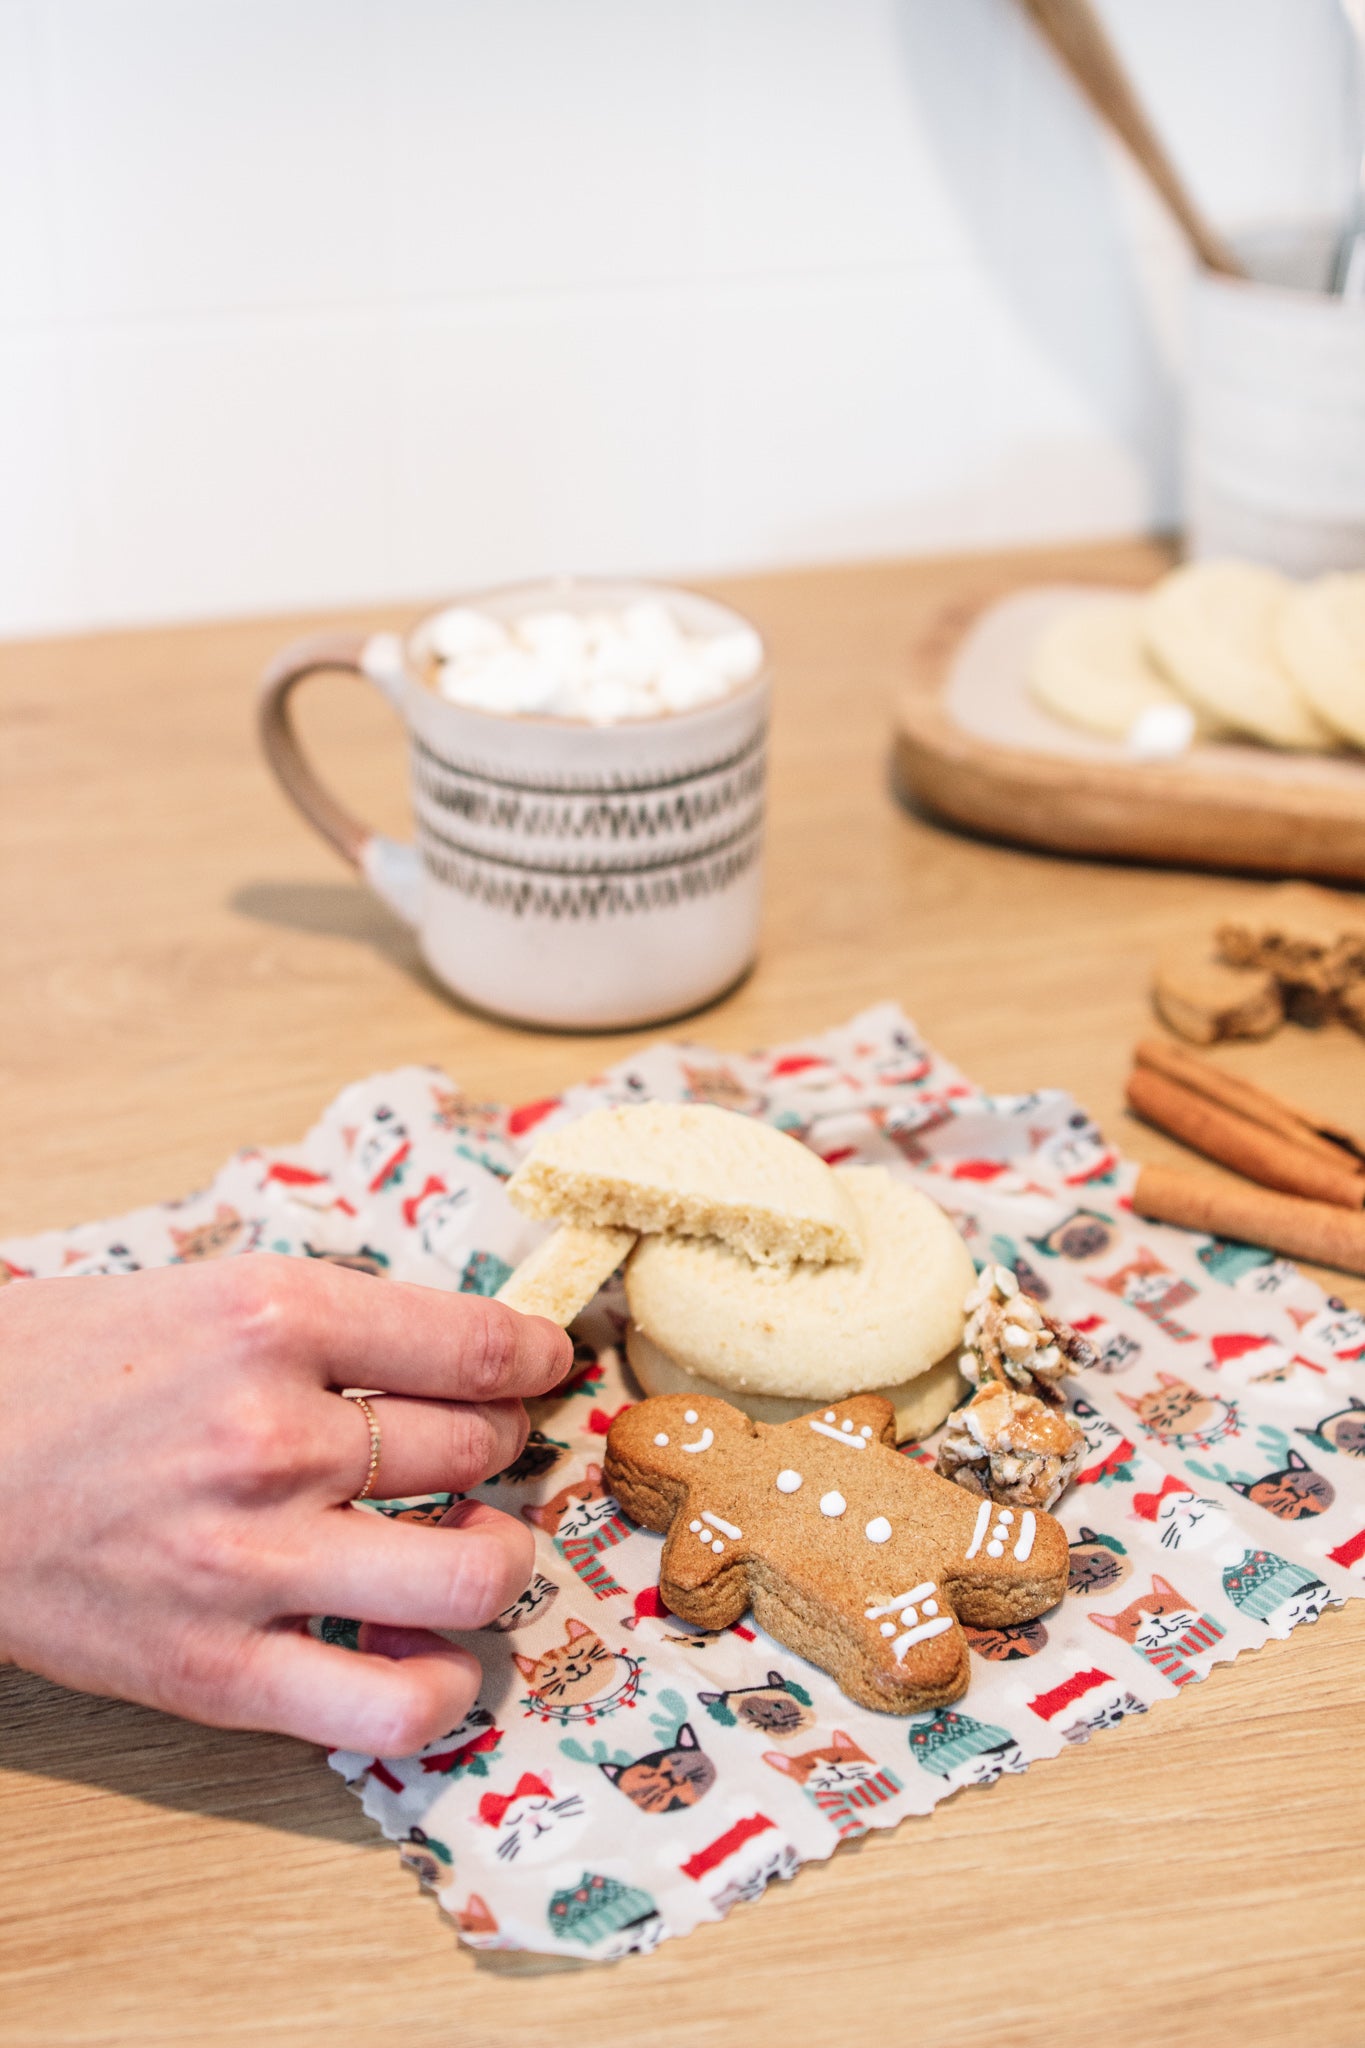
[
  {"x1": 430, "y1": 600, "x2": 762, "y2": 723},
  {"x1": 426, "y1": 606, "x2": 511, "y2": 662}
]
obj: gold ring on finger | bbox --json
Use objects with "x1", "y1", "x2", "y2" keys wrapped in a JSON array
[{"x1": 341, "y1": 1390, "x2": 383, "y2": 1501}]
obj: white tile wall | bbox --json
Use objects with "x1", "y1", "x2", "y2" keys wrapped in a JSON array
[{"x1": 0, "y1": 0, "x2": 1353, "y2": 637}]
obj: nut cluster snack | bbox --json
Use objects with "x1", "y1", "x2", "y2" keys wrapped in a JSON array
[
  {"x1": 959, "y1": 1262, "x2": 1095, "y2": 1404},
  {"x1": 935, "y1": 1382, "x2": 1085, "y2": 1512},
  {"x1": 934, "y1": 1265, "x2": 1088, "y2": 1510}
]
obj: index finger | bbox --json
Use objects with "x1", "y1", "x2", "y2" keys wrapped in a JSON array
[{"x1": 234, "y1": 1256, "x2": 574, "y2": 1401}]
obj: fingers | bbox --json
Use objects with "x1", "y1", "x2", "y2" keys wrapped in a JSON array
[
  {"x1": 332, "y1": 1392, "x2": 529, "y2": 1501},
  {"x1": 232, "y1": 1625, "x2": 484, "y2": 1754},
  {"x1": 224, "y1": 1257, "x2": 573, "y2": 1403},
  {"x1": 279, "y1": 1499, "x2": 535, "y2": 1631}
]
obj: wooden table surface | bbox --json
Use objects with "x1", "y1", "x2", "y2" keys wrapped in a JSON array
[{"x1": 3, "y1": 539, "x2": 1363, "y2": 2048}]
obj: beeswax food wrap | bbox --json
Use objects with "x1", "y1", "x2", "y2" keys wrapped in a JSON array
[{"x1": 6, "y1": 1006, "x2": 1364, "y2": 1961}]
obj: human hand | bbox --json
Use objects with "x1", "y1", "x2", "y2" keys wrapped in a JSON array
[{"x1": 0, "y1": 1256, "x2": 572, "y2": 1753}]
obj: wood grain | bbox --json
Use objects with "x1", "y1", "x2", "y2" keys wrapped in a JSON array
[{"x1": 2, "y1": 539, "x2": 1363, "y2": 2048}]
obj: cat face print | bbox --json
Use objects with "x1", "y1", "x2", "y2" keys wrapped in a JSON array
[
  {"x1": 61, "y1": 1241, "x2": 141, "y2": 1277},
  {"x1": 680, "y1": 1061, "x2": 766, "y2": 1117},
  {"x1": 1154, "y1": 1492, "x2": 1225, "y2": 1551},
  {"x1": 398, "y1": 1826, "x2": 453, "y2": 1889},
  {"x1": 354, "y1": 1106, "x2": 409, "y2": 1186},
  {"x1": 513, "y1": 1619, "x2": 640, "y2": 1721},
  {"x1": 1120, "y1": 1374, "x2": 1237, "y2": 1448},
  {"x1": 763, "y1": 1730, "x2": 877, "y2": 1791},
  {"x1": 698, "y1": 1673, "x2": 815, "y2": 1737},
  {"x1": 523, "y1": 1467, "x2": 619, "y2": 1540},
  {"x1": 1092, "y1": 1576, "x2": 1200, "y2": 1651},
  {"x1": 1230, "y1": 1448, "x2": 1334, "y2": 1521},
  {"x1": 492, "y1": 1430, "x2": 569, "y2": 1486},
  {"x1": 1067, "y1": 1530, "x2": 1131, "y2": 1597},
  {"x1": 473, "y1": 1772, "x2": 586, "y2": 1864},
  {"x1": 487, "y1": 1573, "x2": 560, "y2": 1632},
  {"x1": 1302, "y1": 1397, "x2": 1365, "y2": 1459},
  {"x1": 600, "y1": 1723, "x2": 717, "y2": 1814},
  {"x1": 963, "y1": 1618, "x2": 1049, "y2": 1660},
  {"x1": 1061, "y1": 1692, "x2": 1147, "y2": 1744},
  {"x1": 1032, "y1": 1210, "x2": 1115, "y2": 1262},
  {"x1": 168, "y1": 1204, "x2": 253, "y2": 1262}
]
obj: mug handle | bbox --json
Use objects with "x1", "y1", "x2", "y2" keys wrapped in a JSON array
[{"x1": 257, "y1": 629, "x2": 422, "y2": 926}]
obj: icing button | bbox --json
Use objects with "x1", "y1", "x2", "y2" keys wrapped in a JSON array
[
  {"x1": 824, "y1": 1410, "x2": 836, "y2": 1422},
  {"x1": 1000, "y1": 1509, "x2": 1015, "y2": 1525},
  {"x1": 840, "y1": 1419, "x2": 854, "y2": 1433},
  {"x1": 776, "y1": 1469, "x2": 803, "y2": 1494},
  {"x1": 880, "y1": 1621, "x2": 896, "y2": 1637},
  {"x1": 859, "y1": 1425, "x2": 873, "y2": 1439},
  {"x1": 819, "y1": 1490, "x2": 846, "y2": 1518},
  {"x1": 689, "y1": 1519, "x2": 702, "y2": 1532},
  {"x1": 712, "y1": 1542, "x2": 725, "y2": 1555},
  {"x1": 986, "y1": 1540, "x2": 1005, "y2": 1557},
  {"x1": 922, "y1": 1598, "x2": 938, "y2": 1616},
  {"x1": 864, "y1": 1516, "x2": 892, "y2": 1544}
]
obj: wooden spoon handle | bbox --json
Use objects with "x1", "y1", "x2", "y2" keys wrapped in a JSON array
[{"x1": 1018, "y1": 0, "x2": 1244, "y2": 278}]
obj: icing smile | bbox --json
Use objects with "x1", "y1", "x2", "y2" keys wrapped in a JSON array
[{"x1": 681, "y1": 1427, "x2": 714, "y2": 1454}]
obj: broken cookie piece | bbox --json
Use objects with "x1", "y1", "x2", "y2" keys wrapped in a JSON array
[
  {"x1": 1216, "y1": 881, "x2": 1365, "y2": 1001},
  {"x1": 1153, "y1": 937, "x2": 1283, "y2": 1046},
  {"x1": 497, "y1": 1223, "x2": 637, "y2": 1326}
]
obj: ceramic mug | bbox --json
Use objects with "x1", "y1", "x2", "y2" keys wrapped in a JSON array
[{"x1": 258, "y1": 577, "x2": 770, "y2": 1030}]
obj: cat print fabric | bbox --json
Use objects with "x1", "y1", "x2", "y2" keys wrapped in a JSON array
[{"x1": 5, "y1": 1003, "x2": 1364, "y2": 1963}]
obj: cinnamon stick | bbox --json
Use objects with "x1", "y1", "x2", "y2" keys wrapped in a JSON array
[
  {"x1": 1133, "y1": 1164, "x2": 1365, "y2": 1277},
  {"x1": 1133, "y1": 1037, "x2": 1365, "y2": 1173},
  {"x1": 1125, "y1": 1066, "x2": 1365, "y2": 1209}
]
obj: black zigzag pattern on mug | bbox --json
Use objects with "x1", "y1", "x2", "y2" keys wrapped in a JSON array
[
  {"x1": 419, "y1": 832, "x2": 761, "y2": 920},
  {"x1": 413, "y1": 750, "x2": 764, "y2": 842}
]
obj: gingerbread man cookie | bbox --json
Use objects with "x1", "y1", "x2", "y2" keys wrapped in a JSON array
[{"x1": 604, "y1": 1392, "x2": 1068, "y2": 1715}]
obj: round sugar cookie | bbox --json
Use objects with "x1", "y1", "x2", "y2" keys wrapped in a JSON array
[
  {"x1": 1028, "y1": 593, "x2": 1197, "y2": 742},
  {"x1": 506, "y1": 1101, "x2": 861, "y2": 1268},
  {"x1": 624, "y1": 1165, "x2": 976, "y2": 1405},
  {"x1": 626, "y1": 1326, "x2": 968, "y2": 1444},
  {"x1": 1142, "y1": 560, "x2": 1332, "y2": 751},
  {"x1": 1276, "y1": 572, "x2": 1365, "y2": 750}
]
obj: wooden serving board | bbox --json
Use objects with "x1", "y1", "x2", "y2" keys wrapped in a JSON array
[{"x1": 895, "y1": 585, "x2": 1365, "y2": 882}]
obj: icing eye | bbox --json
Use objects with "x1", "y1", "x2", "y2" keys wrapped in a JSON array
[
  {"x1": 776, "y1": 1469, "x2": 803, "y2": 1494},
  {"x1": 819, "y1": 1491, "x2": 846, "y2": 1518},
  {"x1": 653, "y1": 1432, "x2": 669, "y2": 1447},
  {"x1": 684, "y1": 1409, "x2": 698, "y2": 1424},
  {"x1": 864, "y1": 1516, "x2": 892, "y2": 1544}
]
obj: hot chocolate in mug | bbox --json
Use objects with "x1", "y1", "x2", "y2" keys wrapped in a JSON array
[{"x1": 258, "y1": 578, "x2": 770, "y2": 1030}]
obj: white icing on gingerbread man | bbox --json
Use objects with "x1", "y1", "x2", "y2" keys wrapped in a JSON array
[{"x1": 604, "y1": 1392, "x2": 1069, "y2": 1715}]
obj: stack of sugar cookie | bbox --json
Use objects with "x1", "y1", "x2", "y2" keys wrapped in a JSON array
[
  {"x1": 1030, "y1": 560, "x2": 1365, "y2": 755},
  {"x1": 498, "y1": 1102, "x2": 978, "y2": 1440}
]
